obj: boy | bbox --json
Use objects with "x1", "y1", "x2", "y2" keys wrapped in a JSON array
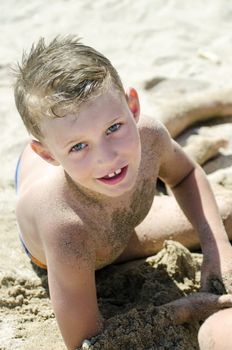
[{"x1": 14, "y1": 36, "x2": 232, "y2": 349}]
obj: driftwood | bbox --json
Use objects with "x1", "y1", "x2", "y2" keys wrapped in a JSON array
[
  {"x1": 157, "y1": 88, "x2": 232, "y2": 138},
  {"x1": 183, "y1": 135, "x2": 228, "y2": 166}
]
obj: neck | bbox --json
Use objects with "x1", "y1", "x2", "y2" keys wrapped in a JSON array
[{"x1": 64, "y1": 171, "x2": 128, "y2": 207}]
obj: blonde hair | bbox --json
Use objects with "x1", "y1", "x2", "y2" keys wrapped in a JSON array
[{"x1": 14, "y1": 36, "x2": 124, "y2": 139}]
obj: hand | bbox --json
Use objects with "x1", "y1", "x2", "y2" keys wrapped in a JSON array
[
  {"x1": 201, "y1": 242, "x2": 232, "y2": 294},
  {"x1": 158, "y1": 292, "x2": 232, "y2": 324}
]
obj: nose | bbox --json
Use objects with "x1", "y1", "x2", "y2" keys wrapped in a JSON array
[{"x1": 95, "y1": 139, "x2": 118, "y2": 166}]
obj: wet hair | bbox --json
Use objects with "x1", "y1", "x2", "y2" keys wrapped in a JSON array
[{"x1": 14, "y1": 35, "x2": 124, "y2": 139}]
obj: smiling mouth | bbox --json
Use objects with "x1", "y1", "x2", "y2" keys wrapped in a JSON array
[{"x1": 97, "y1": 166, "x2": 128, "y2": 185}]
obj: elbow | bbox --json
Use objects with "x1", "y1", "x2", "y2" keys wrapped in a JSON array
[{"x1": 170, "y1": 165, "x2": 197, "y2": 190}]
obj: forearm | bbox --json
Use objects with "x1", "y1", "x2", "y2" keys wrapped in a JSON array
[
  {"x1": 48, "y1": 268, "x2": 103, "y2": 350},
  {"x1": 54, "y1": 303, "x2": 103, "y2": 350},
  {"x1": 171, "y1": 164, "x2": 230, "y2": 255}
]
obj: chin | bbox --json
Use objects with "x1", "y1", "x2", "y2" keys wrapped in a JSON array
[{"x1": 105, "y1": 178, "x2": 137, "y2": 198}]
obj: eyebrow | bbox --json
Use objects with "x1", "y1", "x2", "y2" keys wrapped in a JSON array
[
  {"x1": 63, "y1": 137, "x2": 84, "y2": 149},
  {"x1": 104, "y1": 117, "x2": 121, "y2": 127}
]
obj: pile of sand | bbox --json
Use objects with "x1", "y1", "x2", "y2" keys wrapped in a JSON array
[{"x1": 1, "y1": 241, "x2": 202, "y2": 350}]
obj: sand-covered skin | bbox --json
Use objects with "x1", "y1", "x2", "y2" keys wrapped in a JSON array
[{"x1": 1, "y1": 1, "x2": 232, "y2": 349}]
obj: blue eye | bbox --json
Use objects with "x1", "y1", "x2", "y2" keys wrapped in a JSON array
[
  {"x1": 71, "y1": 143, "x2": 87, "y2": 152},
  {"x1": 106, "y1": 123, "x2": 122, "y2": 135}
]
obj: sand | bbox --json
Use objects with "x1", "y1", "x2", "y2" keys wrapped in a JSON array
[{"x1": 1, "y1": 0, "x2": 232, "y2": 349}]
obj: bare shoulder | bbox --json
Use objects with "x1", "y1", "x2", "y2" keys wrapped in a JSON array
[
  {"x1": 138, "y1": 114, "x2": 172, "y2": 153},
  {"x1": 16, "y1": 172, "x2": 64, "y2": 229},
  {"x1": 45, "y1": 212, "x2": 95, "y2": 269},
  {"x1": 139, "y1": 114, "x2": 169, "y2": 139},
  {"x1": 16, "y1": 171, "x2": 92, "y2": 265},
  {"x1": 138, "y1": 113, "x2": 162, "y2": 129}
]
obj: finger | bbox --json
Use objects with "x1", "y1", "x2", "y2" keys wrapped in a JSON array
[
  {"x1": 211, "y1": 278, "x2": 227, "y2": 294},
  {"x1": 225, "y1": 285, "x2": 232, "y2": 294},
  {"x1": 217, "y1": 294, "x2": 232, "y2": 308},
  {"x1": 200, "y1": 278, "x2": 226, "y2": 295}
]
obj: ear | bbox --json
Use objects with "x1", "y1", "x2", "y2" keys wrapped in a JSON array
[
  {"x1": 30, "y1": 140, "x2": 60, "y2": 166},
  {"x1": 125, "y1": 87, "x2": 140, "y2": 122}
]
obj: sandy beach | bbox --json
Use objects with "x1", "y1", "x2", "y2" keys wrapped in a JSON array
[{"x1": 1, "y1": 1, "x2": 232, "y2": 349}]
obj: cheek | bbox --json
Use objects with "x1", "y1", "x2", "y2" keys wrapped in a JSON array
[
  {"x1": 64, "y1": 155, "x2": 93, "y2": 181},
  {"x1": 121, "y1": 127, "x2": 140, "y2": 154}
]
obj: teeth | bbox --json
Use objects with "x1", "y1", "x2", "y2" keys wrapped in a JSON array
[
  {"x1": 115, "y1": 168, "x2": 121, "y2": 175},
  {"x1": 108, "y1": 173, "x2": 115, "y2": 178},
  {"x1": 107, "y1": 168, "x2": 122, "y2": 178}
]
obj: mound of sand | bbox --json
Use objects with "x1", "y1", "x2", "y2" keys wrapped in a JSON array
[{"x1": 1, "y1": 241, "x2": 202, "y2": 350}]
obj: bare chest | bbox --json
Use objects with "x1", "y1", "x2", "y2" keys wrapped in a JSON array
[{"x1": 89, "y1": 175, "x2": 158, "y2": 268}]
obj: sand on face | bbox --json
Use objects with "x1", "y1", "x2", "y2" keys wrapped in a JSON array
[{"x1": 1, "y1": 1, "x2": 232, "y2": 349}]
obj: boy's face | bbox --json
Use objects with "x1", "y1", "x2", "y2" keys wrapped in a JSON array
[{"x1": 38, "y1": 87, "x2": 141, "y2": 198}]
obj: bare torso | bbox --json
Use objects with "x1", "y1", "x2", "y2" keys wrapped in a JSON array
[{"x1": 16, "y1": 115, "x2": 163, "y2": 269}]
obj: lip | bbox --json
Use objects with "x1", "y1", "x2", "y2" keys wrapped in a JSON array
[{"x1": 97, "y1": 165, "x2": 128, "y2": 185}]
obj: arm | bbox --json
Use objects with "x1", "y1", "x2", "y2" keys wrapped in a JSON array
[
  {"x1": 45, "y1": 230, "x2": 103, "y2": 350},
  {"x1": 158, "y1": 126, "x2": 232, "y2": 292}
]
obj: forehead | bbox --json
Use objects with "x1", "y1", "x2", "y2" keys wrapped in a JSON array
[{"x1": 40, "y1": 88, "x2": 127, "y2": 142}]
